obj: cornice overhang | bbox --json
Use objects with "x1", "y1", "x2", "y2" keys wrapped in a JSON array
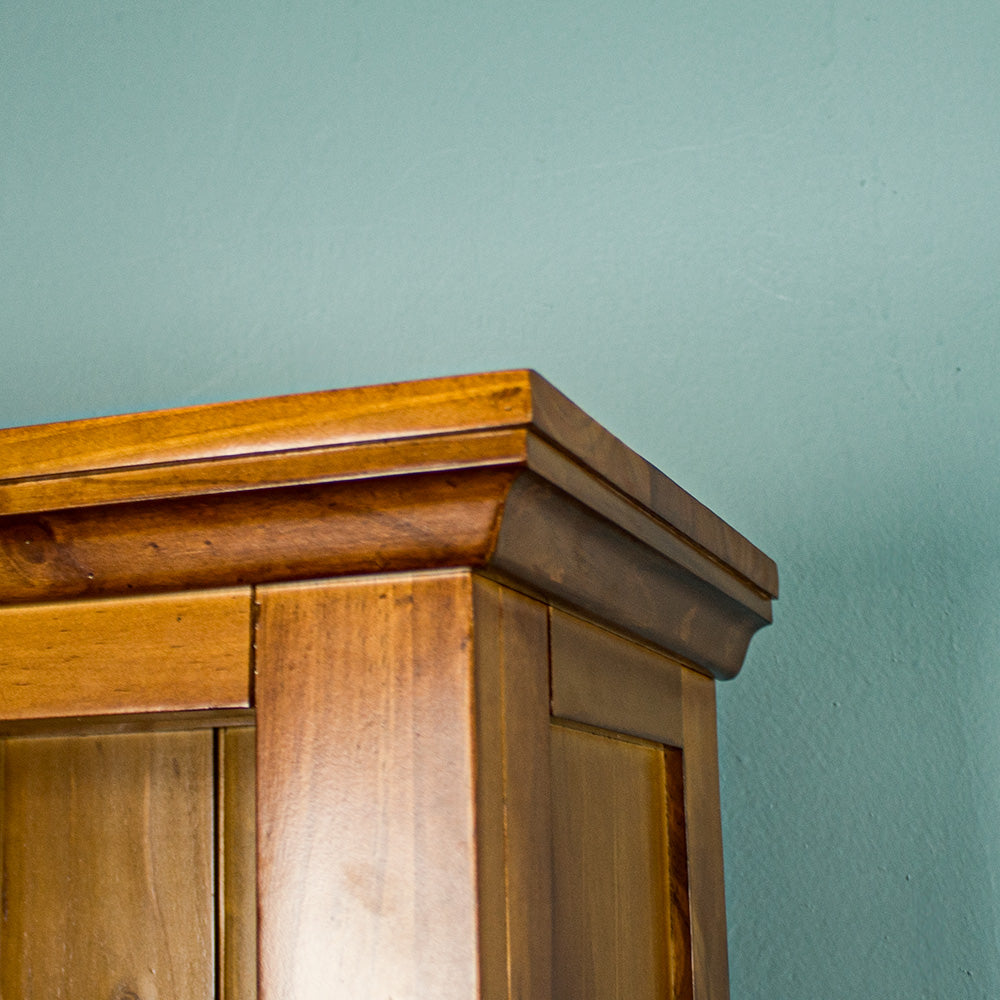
[{"x1": 0, "y1": 371, "x2": 777, "y2": 679}]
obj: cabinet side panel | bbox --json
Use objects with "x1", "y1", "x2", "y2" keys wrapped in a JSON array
[
  {"x1": 0, "y1": 730, "x2": 215, "y2": 999},
  {"x1": 550, "y1": 723, "x2": 670, "y2": 1000},
  {"x1": 255, "y1": 572, "x2": 479, "y2": 1000},
  {"x1": 473, "y1": 578, "x2": 552, "y2": 1000},
  {"x1": 219, "y1": 726, "x2": 257, "y2": 1000}
]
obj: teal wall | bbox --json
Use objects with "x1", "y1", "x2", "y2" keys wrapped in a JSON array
[{"x1": 3, "y1": 3, "x2": 999, "y2": 995}]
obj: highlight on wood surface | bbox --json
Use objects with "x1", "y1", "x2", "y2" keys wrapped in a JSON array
[{"x1": 0, "y1": 371, "x2": 776, "y2": 1000}]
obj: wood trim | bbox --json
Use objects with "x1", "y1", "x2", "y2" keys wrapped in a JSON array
[
  {"x1": 473, "y1": 578, "x2": 553, "y2": 1000},
  {"x1": 665, "y1": 745, "x2": 694, "y2": 1000},
  {"x1": 549, "y1": 608, "x2": 684, "y2": 746},
  {"x1": 0, "y1": 428, "x2": 529, "y2": 516},
  {"x1": 0, "y1": 588, "x2": 252, "y2": 720},
  {"x1": 0, "y1": 370, "x2": 536, "y2": 483},
  {"x1": 0, "y1": 372, "x2": 774, "y2": 681},
  {"x1": 0, "y1": 708, "x2": 253, "y2": 739},
  {"x1": 0, "y1": 370, "x2": 777, "y2": 602},
  {"x1": 0, "y1": 463, "x2": 768, "y2": 681},
  {"x1": 491, "y1": 474, "x2": 769, "y2": 680},
  {"x1": 526, "y1": 434, "x2": 773, "y2": 609},
  {"x1": 525, "y1": 371, "x2": 778, "y2": 598},
  {"x1": 219, "y1": 726, "x2": 258, "y2": 1000},
  {"x1": 681, "y1": 670, "x2": 730, "y2": 1000},
  {"x1": 0, "y1": 470, "x2": 513, "y2": 604}
]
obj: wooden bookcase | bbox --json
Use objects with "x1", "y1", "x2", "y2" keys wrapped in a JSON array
[{"x1": 0, "y1": 370, "x2": 777, "y2": 1000}]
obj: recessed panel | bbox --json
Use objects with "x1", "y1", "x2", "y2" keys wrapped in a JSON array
[
  {"x1": 551, "y1": 723, "x2": 675, "y2": 1000},
  {"x1": 1, "y1": 730, "x2": 215, "y2": 999}
]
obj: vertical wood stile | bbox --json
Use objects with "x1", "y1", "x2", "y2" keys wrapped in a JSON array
[
  {"x1": 472, "y1": 579, "x2": 552, "y2": 1000},
  {"x1": 681, "y1": 671, "x2": 730, "y2": 1000},
  {"x1": 218, "y1": 726, "x2": 258, "y2": 1000},
  {"x1": 254, "y1": 571, "x2": 481, "y2": 1000}
]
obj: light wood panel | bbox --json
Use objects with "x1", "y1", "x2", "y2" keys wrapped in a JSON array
[
  {"x1": 550, "y1": 722, "x2": 673, "y2": 1000},
  {"x1": 473, "y1": 578, "x2": 553, "y2": 1000},
  {"x1": 254, "y1": 571, "x2": 480, "y2": 1000},
  {"x1": 0, "y1": 589, "x2": 251, "y2": 719},
  {"x1": 219, "y1": 726, "x2": 258, "y2": 1000},
  {"x1": 0, "y1": 729, "x2": 215, "y2": 999}
]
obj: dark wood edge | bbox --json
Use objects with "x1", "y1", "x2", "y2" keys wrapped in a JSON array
[
  {"x1": 525, "y1": 372, "x2": 777, "y2": 598},
  {"x1": 0, "y1": 708, "x2": 255, "y2": 738},
  {"x1": 489, "y1": 473, "x2": 770, "y2": 680}
]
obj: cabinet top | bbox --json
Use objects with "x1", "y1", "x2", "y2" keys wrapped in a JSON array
[{"x1": 0, "y1": 370, "x2": 776, "y2": 599}]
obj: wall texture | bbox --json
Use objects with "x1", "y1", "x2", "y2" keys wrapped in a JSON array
[{"x1": 3, "y1": 2, "x2": 999, "y2": 996}]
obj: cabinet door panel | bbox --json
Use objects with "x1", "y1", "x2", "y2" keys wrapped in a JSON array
[
  {"x1": 0, "y1": 730, "x2": 215, "y2": 999},
  {"x1": 551, "y1": 723, "x2": 682, "y2": 1000}
]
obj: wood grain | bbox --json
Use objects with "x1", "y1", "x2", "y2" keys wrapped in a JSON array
[
  {"x1": 665, "y1": 745, "x2": 694, "y2": 1000},
  {"x1": 254, "y1": 571, "x2": 480, "y2": 1000},
  {"x1": 0, "y1": 370, "x2": 535, "y2": 484},
  {"x1": 473, "y1": 578, "x2": 553, "y2": 1000},
  {"x1": 219, "y1": 726, "x2": 258, "y2": 1000},
  {"x1": 0, "y1": 730, "x2": 215, "y2": 999},
  {"x1": 681, "y1": 670, "x2": 730, "y2": 1000},
  {"x1": 491, "y1": 473, "x2": 768, "y2": 680},
  {"x1": 0, "y1": 469, "x2": 514, "y2": 604},
  {"x1": 550, "y1": 722, "x2": 671, "y2": 1000},
  {"x1": 525, "y1": 434, "x2": 773, "y2": 610},
  {"x1": 550, "y1": 608, "x2": 684, "y2": 746},
  {"x1": 0, "y1": 369, "x2": 776, "y2": 603},
  {"x1": 0, "y1": 428, "x2": 528, "y2": 517},
  {"x1": 0, "y1": 588, "x2": 252, "y2": 719}
]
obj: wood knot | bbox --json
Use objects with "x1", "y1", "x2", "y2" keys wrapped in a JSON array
[{"x1": 2, "y1": 519, "x2": 56, "y2": 566}]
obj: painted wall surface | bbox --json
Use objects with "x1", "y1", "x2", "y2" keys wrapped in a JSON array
[{"x1": 3, "y1": 2, "x2": 999, "y2": 995}]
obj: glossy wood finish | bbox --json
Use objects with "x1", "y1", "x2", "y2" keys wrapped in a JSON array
[
  {"x1": 0, "y1": 589, "x2": 251, "y2": 720},
  {"x1": 0, "y1": 730, "x2": 215, "y2": 999},
  {"x1": 254, "y1": 572, "x2": 480, "y2": 999},
  {"x1": 0, "y1": 371, "x2": 778, "y2": 1000},
  {"x1": 219, "y1": 726, "x2": 257, "y2": 1000},
  {"x1": 0, "y1": 370, "x2": 775, "y2": 681},
  {"x1": 0, "y1": 469, "x2": 514, "y2": 607},
  {"x1": 472, "y1": 579, "x2": 553, "y2": 1000},
  {"x1": 0, "y1": 371, "x2": 777, "y2": 602}
]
